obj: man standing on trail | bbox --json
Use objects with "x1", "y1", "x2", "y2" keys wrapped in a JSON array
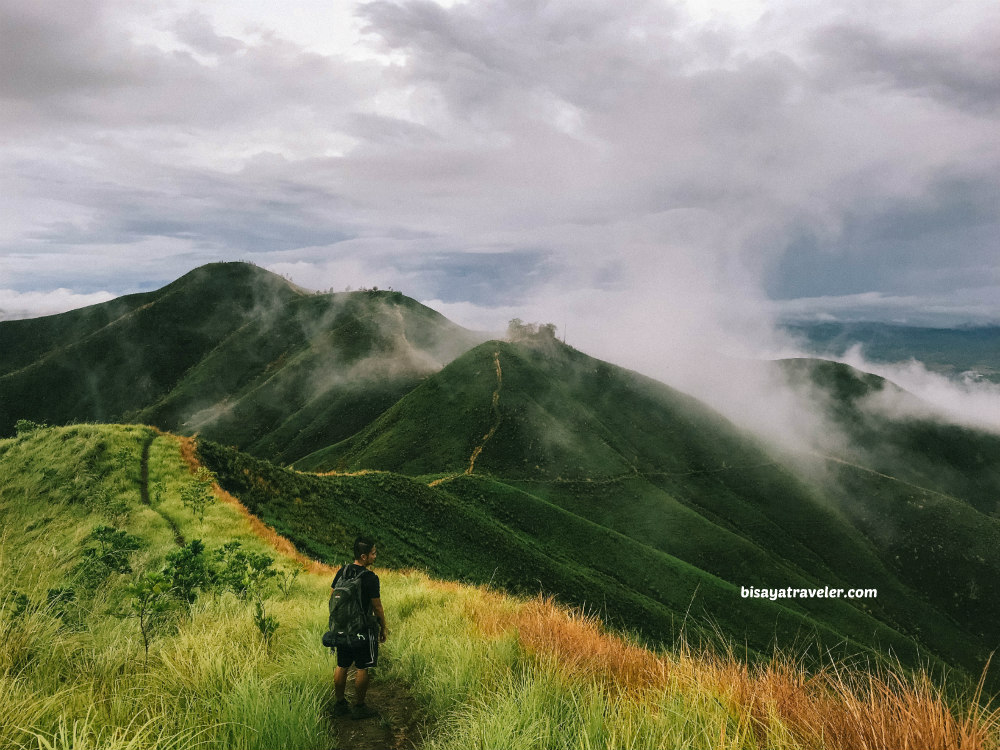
[{"x1": 331, "y1": 535, "x2": 388, "y2": 720}]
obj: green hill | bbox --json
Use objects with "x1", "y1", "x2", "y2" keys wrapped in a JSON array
[
  {"x1": 201, "y1": 438, "x2": 970, "y2": 680},
  {"x1": 3, "y1": 267, "x2": 999, "y2": 694},
  {"x1": 0, "y1": 263, "x2": 483, "y2": 462},
  {"x1": 289, "y1": 339, "x2": 996, "y2": 687},
  {"x1": 778, "y1": 357, "x2": 1000, "y2": 642},
  {"x1": 4, "y1": 424, "x2": 991, "y2": 749},
  {"x1": 295, "y1": 338, "x2": 769, "y2": 478}
]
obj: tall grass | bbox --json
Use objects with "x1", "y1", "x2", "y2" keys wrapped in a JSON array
[
  {"x1": 382, "y1": 580, "x2": 1000, "y2": 750},
  {"x1": 2, "y1": 425, "x2": 997, "y2": 749},
  {"x1": 0, "y1": 426, "x2": 335, "y2": 750}
]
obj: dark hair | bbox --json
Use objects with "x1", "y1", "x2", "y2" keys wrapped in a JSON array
[{"x1": 354, "y1": 535, "x2": 376, "y2": 560}]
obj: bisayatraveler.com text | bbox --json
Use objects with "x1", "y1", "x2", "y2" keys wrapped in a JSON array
[{"x1": 741, "y1": 586, "x2": 877, "y2": 601}]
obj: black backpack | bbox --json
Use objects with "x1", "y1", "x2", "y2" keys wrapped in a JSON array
[{"x1": 322, "y1": 566, "x2": 372, "y2": 648}]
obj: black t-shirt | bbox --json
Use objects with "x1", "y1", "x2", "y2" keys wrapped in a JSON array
[{"x1": 332, "y1": 563, "x2": 380, "y2": 609}]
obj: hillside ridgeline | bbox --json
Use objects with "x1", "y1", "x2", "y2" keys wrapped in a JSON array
[{"x1": 0, "y1": 262, "x2": 484, "y2": 463}]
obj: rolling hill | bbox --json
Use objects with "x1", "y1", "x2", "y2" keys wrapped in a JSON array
[
  {"x1": 283, "y1": 337, "x2": 997, "y2": 686},
  {"x1": 0, "y1": 262, "x2": 484, "y2": 462},
  {"x1": 3, "y1": 263, "x2": 999, "y2": 694},
  {"x1": 3, "y1": 424, "x2": 991, "y2": 749}
]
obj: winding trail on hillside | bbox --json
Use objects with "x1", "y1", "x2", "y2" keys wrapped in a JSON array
[
  {"x1": 510, "y1": 460, "x2": 783, "y2": 487},
  {"x1": 429, "y1": 350, "x2": 503, "y2": 488},
  {"x1": 140, "y1": 432, "x2": 185, "y2": 547},
  {"x1": 465, "y1": 350, "x2": 503, "y2": 476},
  {"x1": 810, "y1": 452, "x2": 963, "y2": 503},
  {"x1": 140, "y1": 432, "x2": 154, "y2": 505}
]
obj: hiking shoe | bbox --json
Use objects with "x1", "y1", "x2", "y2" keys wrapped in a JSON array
[
  {"x1": 351, "y1": 703, "x2": 379, "y2": 720},
  {"x1": 332, "y1": 700, "x2": 351, "y2": 717}
]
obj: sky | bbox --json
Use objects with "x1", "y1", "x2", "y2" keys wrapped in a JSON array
[{"x1": 2, "y1": 0, "x2": 999, "y2": 356}]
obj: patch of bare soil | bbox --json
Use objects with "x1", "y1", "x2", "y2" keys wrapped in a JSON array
[{"x1": 326, "y1": 667, "x2": 429, "y2": 750}]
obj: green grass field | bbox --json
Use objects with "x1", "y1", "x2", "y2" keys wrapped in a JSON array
[{"x1": 2, "y1": 424, "x2": 997, "y2": 749}]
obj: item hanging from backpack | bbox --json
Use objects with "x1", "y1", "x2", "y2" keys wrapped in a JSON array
[{"x1": 322, "y1": 565, "x2": 374, "y2": 648}]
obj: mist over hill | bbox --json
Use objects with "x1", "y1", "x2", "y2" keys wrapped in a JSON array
[
  {"x1": 3, "y1": 262, "x2": 999, "y2": 691},
  {"x1": 785, "y1": 322, "x2": 1000, "y2": 382},
  {"x1": 0, "y1": 262, "x2": 484, "y2": 462}
]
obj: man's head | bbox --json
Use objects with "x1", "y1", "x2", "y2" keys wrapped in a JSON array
[{"x1": 354, "y1": 535, "x2": 377, "y2": 567}]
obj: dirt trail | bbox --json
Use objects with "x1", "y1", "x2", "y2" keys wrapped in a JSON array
[
  {"x1": 429, "y1": 350, "x2": 503, "y2": 488},
  {"x1": 465, "y1": 350, "x2": 503, "y2": 476},
  {"x1": 140, "y1": 432, "x2": 185, "y2": 547},
  {"x1": 140, "y1": 432, "x2": 154, "y2": 505},
  {"x1": 511, "y1": 460, "x2": 783, "y2": 487},
  {"x1": 811, "y1": 452, "x2": 961, "y2": 502},
  {"x1": 327, "y1": 668, "x2": 427, "y2": 750}
]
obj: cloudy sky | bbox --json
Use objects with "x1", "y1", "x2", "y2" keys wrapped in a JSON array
[{"x1": 2, "y1": 0, "x2": 999, "y2": 352}]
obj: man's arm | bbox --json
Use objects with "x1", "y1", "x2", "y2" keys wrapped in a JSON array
[{"x1": 370, "y1": 597, "x2": 388, "y2": 642}]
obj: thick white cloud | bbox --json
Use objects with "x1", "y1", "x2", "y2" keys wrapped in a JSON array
[
  {"x1": 0, "y1": 287, "x2": 116, "y2": 320},
  {"x1": 2, "y1": 0, "x2": 998, "y2": 393}
]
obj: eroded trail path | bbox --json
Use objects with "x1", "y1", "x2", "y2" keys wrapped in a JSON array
[
  {"x1": 465, "y1": 350, "x2": 503, "y2": 476},
  {"x1": 429, "y1": 350, "x2": 503, "y2": 488},
  {"x1": 811, "y1": 452, "x2": 961, "y2": 502},
  {"x1": 140, "y1": 431, "x2": 185, "y2": 546},
  {"x1": 327, "y1": 670, "x2": 427, "y2": 750}
]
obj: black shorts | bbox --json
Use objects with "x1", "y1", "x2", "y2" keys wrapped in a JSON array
[{"x1": 334, "y1": 633, "x2": 378, "y2": 670}]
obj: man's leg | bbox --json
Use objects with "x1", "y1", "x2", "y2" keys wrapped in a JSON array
[
  {"x1": 354, "y1": 668, "x2": 370, "y2": 705},
  {"x1": 334, "y1": 666, "x2": 349, "y2": 703}
]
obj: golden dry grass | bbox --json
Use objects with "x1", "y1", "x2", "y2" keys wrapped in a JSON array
[{"x1": 465, "y1": 593, "x2": 999, "y2": 750}]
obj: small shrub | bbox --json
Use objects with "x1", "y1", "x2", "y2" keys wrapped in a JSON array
[
  {"x1": 213, "y1": 541, "x2": 277, "y2": 599},
  {"x1": 14, "y1": 419, "x2": 46, "y2": 437},
  {"x1": 163, "y1": 539, "x2": 211, "y2": 603},
  {"x1": 89, "y1": 526, "x2": 143, "y2": 572},
  {"x1": 181, "y1": 470, "x2": 216, "y2": 522},
  {"x1": 150, "y1": 481, "x2": 165, "y2": 505},
  {"x1": 90, "y1": 486, "x2": 130, "y2": 525},
  {"x1": 213, "y1": 541, "x2": 280, "y2": 643},
  {"x1": 75, "y1": 525, "x2": 143, "y2": 589},
  {"x1": 127, "y1": 572, "x2": 172, "y2": 666},
  {"x1": 252, "y1": 599, "x2": 279, "y2": 643},
  {"x1": 276, "y1": 568, "x2": 301, "y2": 599}
]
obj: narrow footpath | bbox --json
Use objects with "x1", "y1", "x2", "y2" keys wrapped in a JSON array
[
  {"x1": 429, "y1": 350, "x2": 503, "y2": 488},
  {"x1": 327, "y1": 669, "x2": 427, "y2": 750},
  {"x1": 140, "y1": 431, "x2": 185, "y2": 547}
]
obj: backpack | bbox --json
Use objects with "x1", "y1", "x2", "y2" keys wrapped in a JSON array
[{"x1": 322, "y1": 566, "x2": 372, "y2": 648}]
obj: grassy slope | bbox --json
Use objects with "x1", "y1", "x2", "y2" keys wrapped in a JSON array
[
  {"x1": 2, "y1": 425, "x2": 997, "y2": 750},
  {"x1": 294, "y1": 340, "x2": 994, "y2": 683},
  {"x1": 203, "y1": 437, "x2": 977, "y2": 686},
  {"x1": 0, "y1": 263, "x2": 483, "y2": 463},
  {"x1": 0, "y1": 424, "x2": 338, "y2": 749},
  {"x1": 779, "y1": 358, "x2": 1000, "y2": 643}
]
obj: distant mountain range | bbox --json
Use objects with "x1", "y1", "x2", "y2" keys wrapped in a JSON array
[
  {"x1": 3, "y1": 262, "x2": 998, "y2": 689},
  {"x1": 785, "y1": 321, "x2": 1000, "y2": 381}
]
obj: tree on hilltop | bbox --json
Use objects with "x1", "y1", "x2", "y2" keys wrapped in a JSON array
[{"x1": 506, "y1": 319, "x2": 558, "y2": 342}]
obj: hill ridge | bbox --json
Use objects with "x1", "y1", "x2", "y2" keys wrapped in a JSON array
[{"x1": 0, "y1": 262, "x2": 485, "y2": 461}]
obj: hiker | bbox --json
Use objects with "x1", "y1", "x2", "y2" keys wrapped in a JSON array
[{"x1": 330, "y1": 535, "x2": 388, "y2": 720}]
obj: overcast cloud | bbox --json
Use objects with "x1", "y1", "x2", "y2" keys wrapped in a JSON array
[{"x1": 2, "y1": 0, "x2": 999, "y2": 413}]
